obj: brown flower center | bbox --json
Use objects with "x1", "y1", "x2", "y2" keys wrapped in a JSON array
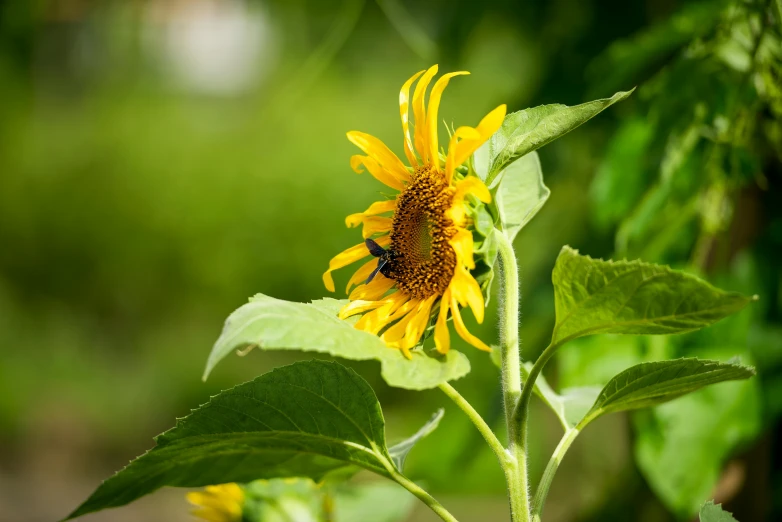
[{"x1": 386, "y1": 165, "x2": 456, "y2": 299}]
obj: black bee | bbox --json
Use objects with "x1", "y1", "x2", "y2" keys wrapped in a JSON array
[{"x1": 365, "y1": 238, "x2": 400, "y2": 284}]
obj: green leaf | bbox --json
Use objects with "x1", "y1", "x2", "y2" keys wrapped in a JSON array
[
  {"x1": 494, "y1": 151, "x2": 550, "y2": 242},
  {"x1": 333, "y1": 481, "x2": 417, "y2": 522},
  {"x1": 699, "y1": 500, "x2": 739, "y2": 522},
  {"x1": 241, "y1": 478, "x2": 323, "y2": 522},
  {"x1": 482, "y1": 90, "x2": 634, "y2": 180},
  {"x1": 634, "y1": 348, "x2": 762, "y2": 518},
  {"x1": 239, "y1": 479, "x2": 416, "y2": 522},
  {"x1": 582, "y1": 358, "x2": 755, "y2": 425},
  {"x1": 388, "y1": 408, "x2": 444, "y2": 471},
  {"x1": 205, "y1": 294, "x2": 470, "y2": 390},
  {"x1": 552, "y1": 246, "x2": 754, "y2": 344},
  {"x1": 66, "y1": 360, "x2": 396, "y2": 520}
]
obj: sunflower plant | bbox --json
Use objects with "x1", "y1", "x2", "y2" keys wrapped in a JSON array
[{"x1": 65, "y1": 66, "x2": 755, "y2": 522}]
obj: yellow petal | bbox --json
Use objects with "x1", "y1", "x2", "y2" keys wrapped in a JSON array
[
  {"x1": 449, "y1": 229, "x2": 475, "y2": 269},
  {"x1": 350, "y1": 155, "x2": 405, "y2": 191},
  {"x1": 445, "y1": 126, "x2": 481, "y2": 182},
  {"x1": 434, "y1": 292, "x2": 451, "y2": 354},
  {"x1": 400, "y1": 69, "x2": 425, "y2": 166},
  {"x1": 450, "y1": 104, "x2": 506, "y2": 170},
  {"x1": 382, "y1": 308, "x2": 415, "y2": 344},
  {"x1": 412, "y1": 65, "x2": 439, "y2": 163},
  {"x1": 346, "y1": 259, "x2": 377, "y2": 294},
  {"x1": 426, "y1": 71, "x2": 469, "y2": 171},
  {"x1": 190, "y1": 507, "x2": 233, "y2": 522},
  {"x1": 368, "y1": 294, "x2": 419, "y2": 338},
  {"x1": 354, "y1": 291, "x2": 409, "y2": 333},
  {"x1": 345, "y1": 199, "x2": 396, "y2": 227},
  {"x1": 450, "y1": 264, "x2": 485, "y2": 323},
  {"x1": 456, "y1": 176, "x2": 491, "y2": 203},
  {"x1": 381, "y1": 300, "x2": 424, "y2": 359},
  {"x1": 361, "y1": 216, "x2": 393, "y2": 238},
  {"x1": 450, "y1": 294, "x2": 492, "y2": 352},
  {"x1": 448, "y1": 176, "x2": 491, "y2": 226},
  {"x1": 323, "y1": 235, "x2": 390, "y2": 292},
  {"x1": 339, "y1": 299, "x2": 386, "y2": 319},
  {"x1": 349, "y1": 274, "x2": 395, "y2": 300},
  {"x1": 402, "y1": 295, "x2": 437, "y2": 349},
  {"x1": 206, "y1": 484, "x2": 243, "y2": 503},
  {"x1": 347, "y1": 132, "x2": 410, "y2": 183},
  {"x1": 187, "y1": 485, "x2": 243, "y2": 522}
]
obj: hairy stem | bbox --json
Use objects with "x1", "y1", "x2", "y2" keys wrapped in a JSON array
[
  {"x1": 515, "y1": 341, "x2": 560, "y2": 450},
  {"x1": 439, "y1": 382, "x2": 509, "y2": 465},
  {"x1": 531, "y1": 426, "x2": 581, "y2": 521},
  {"x1": 496, "y1": 231, "x2": 530, "y2": 522},
  {"x1": 390, "y1": 469, "x2": 459, "y2": 522}
]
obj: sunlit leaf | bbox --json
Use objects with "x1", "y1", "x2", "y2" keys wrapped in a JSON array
[
  {"x1": 581, "y1": 358, "x2": 755, "y2": 425},
  {"x1": 205, "y1": 295, "x2": 470, "y2": 390},
  {"x1": 552, "y1": 246, "x2": 753, "y2": 344},
  {"x1": 66, "y1": 361, "x2": 396, "y2": 520},
  {"x1": 332, "y1": 481, "x2": 417, "y2": 522},
  {"x1": 239, "y1": 478, "x2": 416, "y2": 522},
  {"x1": 699, "y1": 500, "x2": 739, "y2": 522},
  {"x1": 241, "y1": 478, "x2": 323, "y2": 522},
  {"x1": 493, "y1": 151, "x2": 550, "y2": 241},
  {"x1": 389, "y1": 408, "x2": 444, "y2": 471},
  {"x1": 481, "y1": 90, "x2": 634, "y2": 181}
]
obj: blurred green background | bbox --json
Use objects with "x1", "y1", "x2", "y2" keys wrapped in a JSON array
[{"x1": 1, "y1": 0, "x2": 780, "y2": 521}]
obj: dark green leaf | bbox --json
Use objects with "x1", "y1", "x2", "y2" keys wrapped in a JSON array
[
  {"x1": 552, "y1": 246, "x2": 754, "y2": 344},
  {"x1": 205, "y1": 294, "x2": 470, "y2": 390},
  {"x1": 494, "y1": 151, "x2": 550, "y2": 241},
  {"x1": 590, "y1": 118, "x2": 654, "y2": 230},
  {"x1": 388, "y1": 408, "x2": 444, "y2": 471},
  {"x1": 66, "y1": 361, "x2": 395, "y2": 520},
  {"x1": 482, "y1": 90, "x2": 634, "y2": 180},
  {"x1": 582, "y1": 358, "x2": 755, "y2": 425},
  {"x1": 699, "y1": 500, "x2": 739, "y2": 522},
  {"x1": 588, "y1": 0, "x2": 729, "y2": 96},
  {"x1": 635, "y1": 364, "x2": 761, "y2": 517}
]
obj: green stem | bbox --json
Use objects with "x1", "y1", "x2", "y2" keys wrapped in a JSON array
[
  {"x1": 439, "y1": 382, "x2": 509, "y2": 465},
  {"x1": 531, "y1": 426, "x2": 581, "y2": 521},
  {"x1": 515, "y1": 343, "x2": 559, "y2": 447},
  {"x1": 389, "y1": 469, "x2": 459, "y2": 522},
  {"x1": 496, "y1": 231, "x2": 530, "y2": 522}
]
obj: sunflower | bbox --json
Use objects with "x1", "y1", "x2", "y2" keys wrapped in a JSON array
[
  {"x1": 323, "y1": 65, "x2": 506, "y2": 358},
  {"x1": 186, "y1": 483, "x2": 245, "y2": 522}
]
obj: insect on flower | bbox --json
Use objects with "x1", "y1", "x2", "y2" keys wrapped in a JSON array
[{"x1": 364, "y1": 238, "x2": 400, "y2": 284}]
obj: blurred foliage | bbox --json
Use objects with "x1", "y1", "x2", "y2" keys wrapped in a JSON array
[
  {"x1": 560, "y1": 0, "x2": 782, "y2": 519},
  {"x1": 0, "y1": 0, "x2": 780, "y2": 521}
]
